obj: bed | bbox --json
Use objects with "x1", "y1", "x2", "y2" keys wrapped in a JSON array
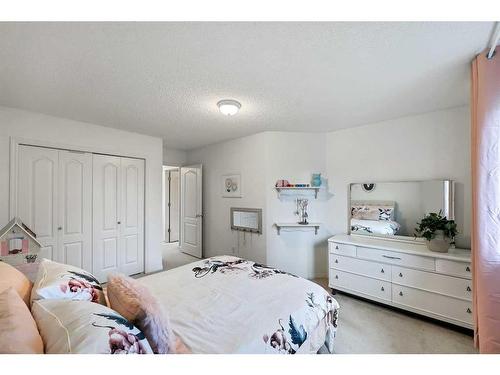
[
  {"x1": 350, "y1": 200, "x2": 400, "y2": 235},
  {"x1": 138, "y1": 255, "x2": 339, "y2": 354}
]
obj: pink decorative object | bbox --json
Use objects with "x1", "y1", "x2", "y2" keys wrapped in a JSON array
[
  {"x1": 22, "y1": 239, "x2": 28, "y2": 254},
  {"x1": 275, "y1": 179, "x2": 291, "y2": 187},
  {"x1": 0, "y1": 241, "x2": 7, "y2": 256},
  {"x1": 107, "y1": 273, "x2": 176, "y2": 354}
]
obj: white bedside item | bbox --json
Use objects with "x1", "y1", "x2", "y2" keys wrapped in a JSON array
[{"x1": 329, "y1": 234, "x2": 472, "y2": 329}]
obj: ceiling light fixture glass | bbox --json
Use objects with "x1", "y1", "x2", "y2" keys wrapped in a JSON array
[{"x1": 217, "y1": 99, "x2": 241, "y2": 116}]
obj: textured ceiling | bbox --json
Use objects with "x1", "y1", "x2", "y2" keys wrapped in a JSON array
[{"x1": 0, "y1": 22, "x2": 494, "y2": 150}]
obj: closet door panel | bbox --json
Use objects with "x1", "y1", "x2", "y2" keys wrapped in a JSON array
[
  {"x1": 58, "y1": 151, "x2": 92, "y2": 271},
  {"x1": 120, "y1": 158, "x2": 144, "y2": 276},
  {"x1": 17, "y1": 145, "x2": 59, "y2": 261},
  {"x1": 93, "y1": 154, "x2": 122, "y2": 282}
]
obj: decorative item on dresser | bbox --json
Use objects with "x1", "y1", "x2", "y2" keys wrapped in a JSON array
[{"x1": 328, "y1": 234, "x2": 472, "y2": 329}]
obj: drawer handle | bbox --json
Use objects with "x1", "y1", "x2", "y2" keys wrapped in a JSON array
[
  {"x1": 383, "y1": 255, "x2": 401, "y2": 260},
  {"x1": 399, "y1": 291, "x2": 403, "y2": 296},
  {"x1": 466, "y1": 266, "x2": 471, "y2": 272},
  {"x1": 335, "y1": 245, "x2": 339, "y2": 250},
  {"x1": 335, "y1": 275, "x2": 339, "y2": 279},
  {"x1": 380, "y1": 268, "x2": 385, "y2": 273},
  {"x1": 467, "y1": 308, "x2": 472, "y2": 314},
  {"x1": 334, "y1": 259, "x2": 339, "y2": 263},
  {"x1": 381, "y1": 286, "x2": 385, "y2": 291},
  {"x1": 399, "y1": 272, "x2": 403, "y2": 277},
  {"x1": 467, "y1": 286, "x2": 472, "y2": 292}
]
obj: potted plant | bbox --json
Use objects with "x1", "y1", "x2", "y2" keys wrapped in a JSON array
[{"x1": 414, "y1": 211, "x2": 458, "y2": 253}]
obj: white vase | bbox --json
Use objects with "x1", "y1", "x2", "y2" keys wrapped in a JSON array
[{"x1": 427, "y1": 230, "x2": 451, "y2": 253}]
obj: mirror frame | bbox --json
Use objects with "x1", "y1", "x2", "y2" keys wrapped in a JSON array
[
  {"x1": 347, "y1": 179, "x2": 455, "y2": 244},
  {"x1": 230, "y1": 207, "x2": 263, "y2": 234}
]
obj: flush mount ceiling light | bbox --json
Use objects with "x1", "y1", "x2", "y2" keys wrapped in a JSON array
[{"x1": 217, "y1": 99, "x2": 241, "y2": 116}]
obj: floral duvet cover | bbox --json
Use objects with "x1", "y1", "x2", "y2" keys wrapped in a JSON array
[{"x1": 139, "y1": 256, "x2": 339, "y2": 354}]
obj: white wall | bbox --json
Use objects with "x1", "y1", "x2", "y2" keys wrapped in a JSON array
[
  {"x1": 0, "y1": 106, "x2": 164, "y2": 274},
  {"x1": 187, "y1": 133, "x2": 268, "y2": 264},
  {"x1": 185, "y1": 106, "x2": 471, "y2": 279},
  {"x1": 326, "y1": 106, "x2": 471, "y2": 249},
  {"x1": 163, "y1": 146, "x2": 187, "y2": 167},
  {"x1": 187, "y1": 132, "x2": 330, "y2": 279},
  {"x1": 264, "y1": 132, "x2": 330, "y2": 279}
]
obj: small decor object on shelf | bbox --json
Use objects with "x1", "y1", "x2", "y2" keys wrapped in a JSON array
[
  {"x1": 311, "y1": 173, "x2": 322, "y2": 187},
  {"x1": 296, "y1": 199, "x2": 309, "y2": 225},
  {"x1": 275, "y1": 179, "x2": 291, "y2": 187},
  {"x1": 414, "y1": 211, "x2": 458, "y2": 253},
  {"x1": 222, "y1": 174, "x2": 242, "y2": 198}
]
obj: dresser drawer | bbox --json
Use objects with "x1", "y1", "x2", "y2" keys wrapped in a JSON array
[
  {"x1": 392, "y1": 285, "x2": 473, "y2": 326},
  {"x1": 392, "y1": 266, "x2": 472, "y2": 301},
  {"x1": 357, "y1": 246, "x2": 435, "y2": 271},
  {"x1": 330, "y1": 269, "x2": 391, "y2": 301},
  {"x1": 329, "y1": 242, "x2": 356, "y2": 257},
  {"x1": 435, "y1": 259, "x2": 472, "y2": 279},
  {"x1": 330, "y1": 254, "x2": 390, "y2": 281}
]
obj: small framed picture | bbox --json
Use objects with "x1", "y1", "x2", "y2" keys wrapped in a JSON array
[{"x1": 222, "y1": 174, "x2": 242, "y2": 198}]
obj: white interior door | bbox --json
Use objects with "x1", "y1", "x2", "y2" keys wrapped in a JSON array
[
  {"x1": 93, "y1": 154, "x2": 122, "y2": 281},
  {"x1": 17, "y1": 145, "x2": 59, "y2": 261},
  {"x1": 180, "y1": 165, "x2": 202, "y2": 258},
  {"x1": 119, "y1": 157, "x2": 145, "y2": 276},
  {"x1": 57, "y1": 150, "x2": 92, "y2": 271}
]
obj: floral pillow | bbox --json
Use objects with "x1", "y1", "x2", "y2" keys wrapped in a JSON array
[
  {"x1": 31, "y1": 259, "x2": 106, "y2": 306},
  {"x1": 32, "y1": 299, "x2": 153, "y2": 354},
  {"x1": 378, "y1": 208, "x2": 394, "y2": 221}
]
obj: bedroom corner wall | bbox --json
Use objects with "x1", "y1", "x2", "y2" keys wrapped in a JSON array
[
  {"x1": 0, "y1": 106, "x2": 164, "y2": 274},
  {"x1": 186, "y1": 133, "x2": 269, "y2": 264},
  {"x1": 325, "y1": 105, "x2": 471, "y2": 249},
  {"x1": 186, "y1": 132, "x2": 330, "y2": 279},
  {"x1": 264, "y1": 132, "x2": 329, "y2": 279}
]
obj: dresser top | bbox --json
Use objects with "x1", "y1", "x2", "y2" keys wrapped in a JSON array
[{"x1": 329, "y1": 234, "x2": 471, "y2": 262}]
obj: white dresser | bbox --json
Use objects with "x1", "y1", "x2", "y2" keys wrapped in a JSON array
[{"x1": 329, "y1": 234, "x2": 473, "y2": 329}]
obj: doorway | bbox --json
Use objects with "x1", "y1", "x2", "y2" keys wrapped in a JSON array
[{"x1": 163, "y1": 166, "x2": 180, "y2": 243}]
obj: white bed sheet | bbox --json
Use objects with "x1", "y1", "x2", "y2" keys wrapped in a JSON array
[{"x1": 139, "y1": 256, "x2": 339, "y2": 354}]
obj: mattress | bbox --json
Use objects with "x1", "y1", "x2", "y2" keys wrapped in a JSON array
[{"x1": 138, "y1": 255, "x2": 339, "y2": 354}]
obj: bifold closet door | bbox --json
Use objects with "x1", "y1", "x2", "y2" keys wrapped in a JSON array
[
  {"x1": 17, "y1": 146, "x2": 92, "y2": 268},
  {"x1": 119, "y1": 157, "x2": 145, "y2": 277},
  {"x1": 17, "y1": 145, "x2": 59, "y2": 261},
  {"x1": 92, "y1": 154, "x2": 144, "y2": 281},
  {"x1": 57, "y1": 151, "x2": 92, "y2": 270},
  {"x1": 93, "y1": 155, "x2": 122, "y2": 281}
]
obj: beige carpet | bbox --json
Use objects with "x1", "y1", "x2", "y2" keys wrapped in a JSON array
[
  {"x1": 313, "y1": 278, "x2": 477, "y2": 354},
  {"x1": 161, "y1": 242, "x2": 199, "y2": 270}
]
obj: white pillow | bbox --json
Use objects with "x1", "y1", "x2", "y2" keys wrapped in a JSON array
[
  {"x1": 32, "y1": 299, "x2": 153, "y2": 354},
  {"x1": 31, "y1": 259, "x2": 106, "y2": 306}
]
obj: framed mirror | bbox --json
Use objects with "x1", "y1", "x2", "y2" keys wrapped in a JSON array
[
  {"x1": 230, "y1": 207, "x2": 262, "y2": 234},
  {"x1": 348, "y1": 180, "x2": 454, "y2": 242}
]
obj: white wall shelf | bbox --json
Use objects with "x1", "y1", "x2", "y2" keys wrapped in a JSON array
[
  {"x1": 274, "y1": 222, "x2": 320, "y2": 235},
  {"x1": 275, "y1": 186, "x2": 320, "y2": 199}
]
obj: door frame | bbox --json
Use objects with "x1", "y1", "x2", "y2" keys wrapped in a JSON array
[
  {"x1": 9, "y1": 136, "x2": 147, "y2": 273},
  {"x1": 162, "y1": 165, "x2": 180, "y2": 243}
]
